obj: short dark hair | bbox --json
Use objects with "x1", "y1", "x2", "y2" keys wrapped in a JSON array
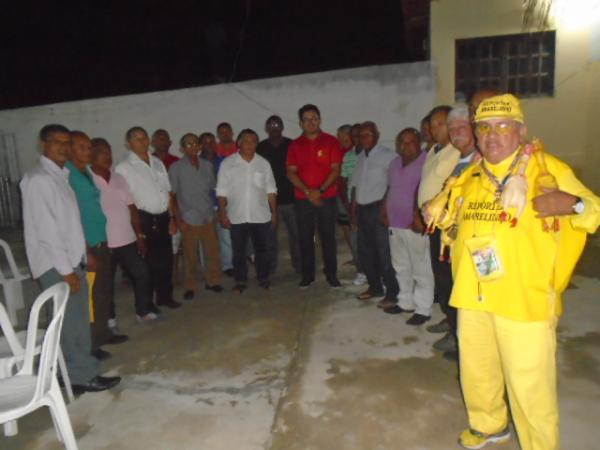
[
  {"x1": 266, "y1": 115, "x2": 283, "y2": 125},
  {"x1": 427, "y1": 105, "x2": 453, "y2": 123},
  {"x1": 351, "y1": 123, "x2": 362, "y2": 132},
  {"x1": 179, "y1": 133, "x2": 197, "y2": 147},
  {"x1": 397, "y1": 127, "x2": 421, "y2": 141},
  {"x1": 39, "y1": 124, "x2": 70, "y2": 142},
  {"x1": 236, "y1": 128, "x2": 259, "y2": 144},
  {"x1": 70, "y1": 130, "x2": 88, "y2": 140},
  {"x1": 298, "y1": 104, "x2": 320, "y2": 121},
  {"x1": 126, "y1": 126, "x2": 148, "y2": 142},
  {"x1": 198, "y1": 132, "x2": 215, "y2": 141},
  {"x1": 420, "y1": 115, "x2": 431, "y2": 126},
  {"x1": 216, "y1": 122, "x2": 232, "y2": 131},
  {"x1": 91, "y1": 137, "x2": 111, "y2": 150},
  {"x1": 337, "y1": 124, "x2": 352, "y2": 133},
  {"x1": 151, "y1": 128, "x2": 169, "y2": 139}
]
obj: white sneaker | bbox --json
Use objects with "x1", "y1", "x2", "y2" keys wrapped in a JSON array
[
  {"x1": 352, "y1": 273, "x2": 367, "y2": 286},
  {"x1": 136, "y1": 312, "x2": 159, "y2": 323},
  {"x1": 108, "y1": 318, "x2": 118, "y2": 329}
]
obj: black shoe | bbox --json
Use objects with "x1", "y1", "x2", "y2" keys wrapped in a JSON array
[
  {"x1": 224, "y1": 268, "x2": 235, "y2": 277},
  {"x1": 326, "y1": 276, "x2": 342, "y2": 288},
  {"x1": 443, "y1": 349, "x2": 459, "y2": 361},
  {"x1": 105, "y1": 334, "x2": 129, "y2": 345},
  {"x1": 72, "y1": 375, "x2": 121, "y2": 395},
  {"x1": 92, "y1": 348, "x2": 112, "y2": 360},
  {"x1": 183, "y1": 290, "x2": 195, "y2": 301},
  {"x1": 259, "y1": 280, "x2": 271, "y2": 289},
  {"x1": 406, "y1": 313, "x2": 431, "y2": 326},
  {"x1": 383, "y1": 305, "x2": 415, "y2": 315},
  {"x1": 157, "y1": 299, "x2": 181, "y2": 309},
  {"x1": 298, "y1": 278, "x2": 314, "y2": 289},
  {"x1": 205, "y1": 284, "x2": 224, "y2": 293}
]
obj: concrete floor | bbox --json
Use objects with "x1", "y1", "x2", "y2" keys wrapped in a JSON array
[{"x1": 1, "y1": 231, "x2": 599, "y2": 450}]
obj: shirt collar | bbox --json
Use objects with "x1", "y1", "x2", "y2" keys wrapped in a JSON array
[{"x1": 40, "y1": 155, "x2": 69, "y2": 178}]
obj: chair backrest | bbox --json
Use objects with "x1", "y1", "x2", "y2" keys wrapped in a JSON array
[
  {"x1": 0, "y1": 301, "x2": 23, "y2": 356},
  {"x1": 0, "y1": 239, "x2": 22, "y2": 282},
  {"x1": 18, "y1": 282, "x2": 69, "y2": 402}
]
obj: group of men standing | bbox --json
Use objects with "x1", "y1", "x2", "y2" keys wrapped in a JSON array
[{"x1": 20, "y1": 93, "x2": 600, "y2": 450}]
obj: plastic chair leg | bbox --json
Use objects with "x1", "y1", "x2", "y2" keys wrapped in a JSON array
[
  {"x1": 58, "y1": 349, "x2": 74, "y2": 402},
  {"x1": 0, "y1": 365, "x2": 18, "y2": 436},
  {"x1": 48, "y1": 387, "x2": 78, "y2": 450}
]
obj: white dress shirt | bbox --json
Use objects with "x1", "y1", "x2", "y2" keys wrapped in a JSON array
[
  {"x1": 350, "y1": 144, "x2": 397, "y2": 205},
  {"x1": 115, "y1": 151, "x2": 171, "y2": 214},
  {"x1": 20, "y1": 156, "x2": 87, "y2": 278},
  {"x1": 216, "y1": 152, "x2": 277, "y2": 224}
]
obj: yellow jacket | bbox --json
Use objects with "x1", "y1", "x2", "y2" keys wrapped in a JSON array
[
  {"x1": 417, "y1": 143, "x2": 460, "y2": 208},
  {"x1": 446, "y1": 150, "x2": 600, "y2": 321}
]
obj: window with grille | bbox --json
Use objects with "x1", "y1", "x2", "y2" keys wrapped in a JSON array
[{"x1": 455, "y1": 31, "x2": 555, "y2": 99}]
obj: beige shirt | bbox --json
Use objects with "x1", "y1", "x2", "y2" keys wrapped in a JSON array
[{"x1": 417, "y1": 142, "x2": 460, "y2": 208}]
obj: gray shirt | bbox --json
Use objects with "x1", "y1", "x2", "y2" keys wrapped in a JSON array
[
  {"x1": 350, "y1": 144, "x2": 397, "y2": 205},
  {"x1": 169, "y1": 155, "x2": 216, "y2": 225}
]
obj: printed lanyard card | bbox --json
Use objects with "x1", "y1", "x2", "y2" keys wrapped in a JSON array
[{"x1": 464, "y1": 234, "x2": 505, "y2": 282}]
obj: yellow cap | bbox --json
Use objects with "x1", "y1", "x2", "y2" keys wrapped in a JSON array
[{"x1": 474, "y1": 94, "x2": 524, "y2": 123}]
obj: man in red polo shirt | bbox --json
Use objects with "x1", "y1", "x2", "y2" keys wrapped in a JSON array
[{"x1": 287, "y1": 104, "x2": 342, "y2": 288}]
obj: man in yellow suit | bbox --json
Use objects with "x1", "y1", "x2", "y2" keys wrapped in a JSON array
[{"x1": 437, "y1": 94, "x2": 600, "y2": 450}]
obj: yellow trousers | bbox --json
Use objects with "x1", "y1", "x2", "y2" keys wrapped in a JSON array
[{"x1": 458, "y1": 309, "x2": 559, "y2": 450}]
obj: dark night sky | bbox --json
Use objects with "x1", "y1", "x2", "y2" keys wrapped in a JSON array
[{"x1": 0, "y1": 0, "x2": 414, "y2": 110}]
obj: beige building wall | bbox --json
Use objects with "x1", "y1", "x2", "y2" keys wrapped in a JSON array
[{"x1": 431, "y1": 0, "x2": 600, "y2": 191}]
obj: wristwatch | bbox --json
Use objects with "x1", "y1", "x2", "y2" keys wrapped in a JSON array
[
  {"x1": 319, "y1": 187, "x2": 325, "y2": 194},
  {"x1": 572, "y1": 197, "x2": 585, "y2": 214}
]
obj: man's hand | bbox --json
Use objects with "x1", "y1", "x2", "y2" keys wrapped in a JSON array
[
  {"x1": 533, "y1": 188, "x2": 579, "y2": 218},
  {"x1": 63, "y1": 272, "x2": 81, "y2": 294},
  {"x1": 136, "y1": 238, "x2": 147, "y2": 257},
  {"x1": 379, "y1": 206, "x2": 389, "y2": 227},
  {"x1": 411, "y1": 210, "x2": 426, "y2": 234},
  {"x1": 86, "y1": 250, "x2": 97, "y2": 272},
  {"x1": 421, "y1": 201, "x2": 432, "y2": 225},
  {"x1": 168, "y1": 217, "x2": 178, "y2": 235},
  {"x1": 177, "y1": 217, "x2": 189, "y2": 233},
  {"x1": 350, "y1": 203, "x2": 358, "y2": 226},
  {"x1": 271, "y1": 214, "x2": 278, "y2": 229},
  {"x1": 307, "y1": 189, "x2": 323, "y2": 206},
  {"x1": 219, "y1": 210, "x2": 232, "y2": 229}
]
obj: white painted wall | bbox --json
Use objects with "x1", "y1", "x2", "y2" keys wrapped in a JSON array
[{"x1": 0, "y1": 62, "x2": 434, "y2": 175}]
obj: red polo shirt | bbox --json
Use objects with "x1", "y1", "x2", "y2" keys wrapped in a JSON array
[
  {"x1": 216, "y1": 142, "x2": 238, "y2": 158},
  {"x1": 287, "y1": 132, "x2": 342, "y2": 199},
  {"x1": 153, "y1": 152, "x2": 180, "y2": 170}
]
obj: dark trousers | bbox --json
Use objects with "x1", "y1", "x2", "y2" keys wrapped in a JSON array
[
  {"x1": 111, "y1": 242, "x2": 153, "y2": 316},
  {"x1": 139, "y1": 210, "x2": 173, "y2": 304},
  {"x1": 230, "y1": 222, "x2": 271, "y2": 284},
  {"x1": 429, "y1": 229, "x2": 456, "y2": 334},
  {"x1": 294, "y1": 197, "x2": 337, "y2": 280},
  {"x1": 265, "y1": 203, "x2": 301, "y2": 274},
  {"x1": 39, "y1": 267, "x2": 99, "y2": 384},
  {"x1": 357, "y1": 202, "x2": 399, "y2": 299},
  {"x1": 89, "y1": 243, "x2": 113, "y2": 350}
]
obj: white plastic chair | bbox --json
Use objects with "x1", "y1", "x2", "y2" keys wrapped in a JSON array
[
  {"x1": 0, "y1": 282, "x2": 78, "y2": 450},
  {"x1": 0, "y1": 239, "x2": 31, "y2": 325},
  {"x1": 0, "y1": 297, "x2": 74, "y2": 403}
]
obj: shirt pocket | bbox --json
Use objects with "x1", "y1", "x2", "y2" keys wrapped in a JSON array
[{"x1": 253, "y1": 172, "x2": 266, "y2": 189}]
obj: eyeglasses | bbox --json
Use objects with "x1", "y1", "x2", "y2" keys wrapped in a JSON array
[
  {"x1": 302, "y1": 117, "x2": 320, "y2": 123},
  {"x1": 267, "y1": 122, "x2": 282, "y2": 128},
  {"x1": 475, "y1": 122, "x2": 518, "y2": 136},
  {"x1": 183, "y1": 142, "x2": 198, "y2": 148}
]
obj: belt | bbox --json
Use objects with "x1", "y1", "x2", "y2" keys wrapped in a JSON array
[
  {"x1": 139, "y1": 210, "x2": 169, "y2": 217},
  {"x1": 357, "y1": 199, "x2": 382, "y2": 208}
]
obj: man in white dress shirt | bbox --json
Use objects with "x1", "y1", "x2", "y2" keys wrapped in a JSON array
[
  {"x1": 216, "y1": 129, "x2": 277, "y2": 293},
  {"x1": 115, "y1": 126, "x2": 181, "y2": 310},
  {"x1": 350, "y1": 122, "x2": 399, "y2": 307},
  {"x1": 21, "y1": 124, "x2": 120, "y2": 393}
]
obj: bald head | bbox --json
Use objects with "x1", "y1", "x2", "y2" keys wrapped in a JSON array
[
  {"x1": 359, "y1": 121, "x2": 380, "y2": 151},
  {"x1": 69, "y1": 130, "x2": 92, "y2": 167}
]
